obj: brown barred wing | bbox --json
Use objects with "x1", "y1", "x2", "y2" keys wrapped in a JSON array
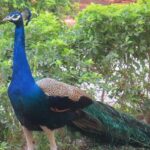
[{"x1": 36, "y1": 78, "x2": 93, "y2": 112}]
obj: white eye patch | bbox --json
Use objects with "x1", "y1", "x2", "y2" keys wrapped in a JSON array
[{"x1": 11, "y1": 14, "x2": 20, "y2": 21}]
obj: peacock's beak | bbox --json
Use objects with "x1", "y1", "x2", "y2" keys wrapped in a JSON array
[{"x1": 2, "y1": 16, "x2": 11, "y2": 22}]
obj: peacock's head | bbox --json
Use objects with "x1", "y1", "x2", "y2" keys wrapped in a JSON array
[{"x1": 2, "y1": 8, "x2": 31, "y2": 26}]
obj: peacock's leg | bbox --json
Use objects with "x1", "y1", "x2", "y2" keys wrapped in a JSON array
[
  {"x1": 22, "y1": 126, "x2": 35, "y2": 150},
  {"x1": 40, "y1": 126, "x2": 57, "y2": 150}
]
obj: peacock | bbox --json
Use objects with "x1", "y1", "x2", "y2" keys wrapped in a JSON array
[{"x1": 2, "y1": 9, "x2": 150, "y2": 150}]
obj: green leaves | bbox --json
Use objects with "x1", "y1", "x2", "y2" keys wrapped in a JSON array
[
  {"x1": 73, "y1": 2, "x2": 150, "y2": 113},
  {"x1": 1, "y1": 0, "x2": 150, "y2": 149}
]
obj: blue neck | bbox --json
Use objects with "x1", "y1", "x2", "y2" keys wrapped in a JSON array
[{"x1": 12, "y1": 22, "x2": 35, "y2": 84}]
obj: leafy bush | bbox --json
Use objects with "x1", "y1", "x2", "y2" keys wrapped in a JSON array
[
  {"x1": 0, "y1": 0, "x2": 74, "y2": 24},
  {"x1": 0, "y1": 0, "x2": 150, "y2": 149},
  {"x1": 72, "y1": 1, "x2": 150, "y2": 112}
]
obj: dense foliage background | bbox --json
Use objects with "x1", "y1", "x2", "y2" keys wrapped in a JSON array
[{"x1": 0, "y1": 0, "x2": 150, "y2": 149}]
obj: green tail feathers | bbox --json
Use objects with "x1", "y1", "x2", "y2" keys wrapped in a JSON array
[{"x1": 69, "y1": 101, "x2": 150, "y2": 148}]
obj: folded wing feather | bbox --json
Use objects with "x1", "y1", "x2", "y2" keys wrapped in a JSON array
[{"x1": 36, "y1": 78, "x2": 90, "y2": 101}]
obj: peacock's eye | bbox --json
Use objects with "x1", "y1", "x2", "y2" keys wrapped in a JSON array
[
  {"x1": 13, "y1": 14, "x2": 19, "y2": 18},
  {"x1": 11, "y1": 14, "x2": 20, "y2": 21}
]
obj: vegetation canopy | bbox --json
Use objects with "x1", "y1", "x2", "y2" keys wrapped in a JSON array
[{"x1": 0, "y1": 0, "x2": 150, "y2": 149}]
